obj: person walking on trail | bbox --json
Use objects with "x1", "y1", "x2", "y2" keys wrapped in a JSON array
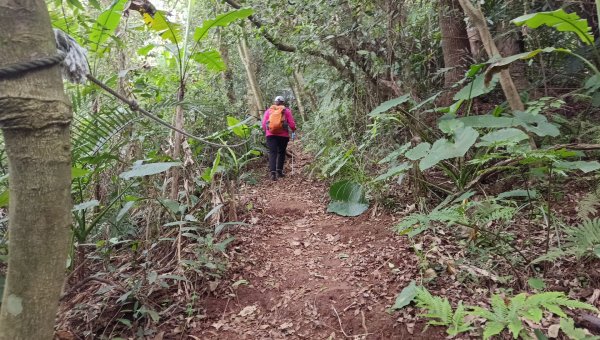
[{"x1": 262, "y1": 96, "x2": 297, "y2": 181}]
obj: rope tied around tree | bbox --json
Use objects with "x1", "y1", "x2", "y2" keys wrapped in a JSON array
[{"x1": 0, "y1": 52, "x2": 66, "y2": 79}]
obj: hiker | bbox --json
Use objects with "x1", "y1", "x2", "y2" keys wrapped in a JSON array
[{"x1": 262, "y1": 96, "x2": 297, "y2": 181}]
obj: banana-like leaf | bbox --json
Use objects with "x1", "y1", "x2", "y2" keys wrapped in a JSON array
[
  {"x1": 89, "y1": 0, "x2": 128, "y2": 54},
  {"x1": 190, "y1": 49, "x2": 226, "y2": 71},
  {"x1": 193, "y1": 8, "x2": 254, "y2": 43},
  {"x1": 119, "y1": 162, "x2": 181, "y2": 180},
  {"x1": 512, "y1": 9, "x2": 595, "y2": 45},
  {"x1": 485, "y1": 47, "x2": 570, "y2": 85},
  {"x1": 143, "y1": 11, "x2": 182, "y2": 44},
  {"x1": 327, "y1": 181, "x2": 369, "y2": 217}
]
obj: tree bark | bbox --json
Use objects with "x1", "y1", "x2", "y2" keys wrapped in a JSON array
[
  {"x1": 457, "y1": 0, "x2": 525, "y2": 112},
  {"x1": 438, "y1": 0, "x2": 472, "y2": 105},
  {"x1": 0, "y1": 0, "x2": 73, "y2": 338},
  {"x1": 238, "y1": 36, "x2": 264, "y2": 118}
]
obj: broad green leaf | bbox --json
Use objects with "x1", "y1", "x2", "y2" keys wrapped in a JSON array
[
  {"x1": 554, "y1": 160, "x2": 600, "y2": 173},
  {"x1": 438, "y1": 118, "x2": 464, "y2": 134},
  {"x1": 119, "y1": 162, "x2": 181, "y2": 180},
  {"x1": 368, "y1": 94, "x2": 412, "y2": 117},
  {"x1": 528, "y1": 277, "x2": 546, "y2": 290},
  {"x1": 512, "y1": 9, "x2": 594, "y2": 45},
  {"x1": 227, "y1": 116, "x2": 250, "y2": 137},
  {"x1": 327, "y1": 181, "x2": 369, "y2": 217},
  {"x1": 458, "y1": 115, "x2": 514, "y2": 128},
  {"x1": 73, "y1": 200, "x2": 100, "y2": 212},
  {"x1": 193, "y1": 8, "x2": 254, "y2": 43},
  {"x1": 66, "y1": 0, "x2": 84, "y2": 10},
  {"x1": 159, "y1": 199, "x2": 182, "y2": 215},
  {"x1": 374, "y1": 162, "x2": 411, "y2": 182},
  {"x1": 485, "y1": 48, "x2": 570, "y2": 82},
  {"x1": 419, "y1": 127, "x2": 479, "y2": 170},
  {"x1": 89, "y1": 0, "x2": 128, "y2": 54},
  {"x1": 0, "y1": 190, "x2": 8, "y2": 208},
  {"x1": 513, "y1": 111, "x2": 560, "y2": 137},
  {"x1": 453, "y1": 73, "x2": 499, "y2": 100},
  {"x1": 72, "y1": 167, "x2": 90, "y2": 179},
  {"x1": 116, "y1": 201, "x2": 135, "y2": 222},
  {"x1": 389, "y1": 281, "x2": 418, "y2": 311},
  {"x1": 476, "y1": 128, "x2": 529, "y2": 147},
  {"x1": 405, "y1": 142, "x2": 431, "y2": 160},
  {"x1": 201, "y1": 151, "x2": 221, "y2": 183},
  {"x1": 143, "y1": 11, "x2": 181, "y2": 43},
  {"x1": 137, "y1": 44, "x2": 155, "y2": 56},
  {"x1": 190, "y1": 50, "x2": 226, "y2": 71}
]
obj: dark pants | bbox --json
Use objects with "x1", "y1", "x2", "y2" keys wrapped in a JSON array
[{"x1": 266, "y1": 136, "x2": 289, "y2": 173}]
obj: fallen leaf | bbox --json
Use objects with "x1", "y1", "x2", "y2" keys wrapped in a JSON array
[
  {"x1": 279, "y1": 322, "x2": 293, "y2": 330},
  {"x1": 548, "y1": 324, "x2": 560, "y2": 338},
  {"x1": 239, "y1": 305, "x2": 257, "y2": 317}
]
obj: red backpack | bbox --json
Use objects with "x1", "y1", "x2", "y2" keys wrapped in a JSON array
[{"x1": 267, "y1": 105, "x2": 285, "y2": 133}]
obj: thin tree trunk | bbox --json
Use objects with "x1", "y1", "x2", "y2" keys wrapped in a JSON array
[
  {"x1": 218, "y1": 29, "x2": 236, "y2": 102},
  {"x1": 457, "y1": 0, "x2": 525, "y2": 112},
  {"x1": 439, "y1": 0, "x2": 472, "y2": 105},
  {"x1": 0, "y1": 0, "x2": 73, "y2": 338},
  {"x1": 290, "y1": 77, "x2": 306, "y2": 122},
  {"x1": 293, "y1": 69, "x2": 317, "y2": 111},
  {"x1": 497, "y1": 29, "x2": 528, "y2": 91},
  {"x1": 169, "y1": 83, "x2": 185, "y2": 200},
  {"x1": 238, "y1": 36, "x2": 264, "y2": 117}
]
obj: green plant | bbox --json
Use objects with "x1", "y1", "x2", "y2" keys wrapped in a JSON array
[
  {"x1": 391, "y1": 285, "x2": 599, "y2": 339},
  {"x1": 535, "y1": 218, "x2": 600, "y2": 263}
]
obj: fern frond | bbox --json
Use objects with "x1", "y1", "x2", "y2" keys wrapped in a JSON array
[{"x1": 578, "y1": 192, "x2": 600, "y2": 220}]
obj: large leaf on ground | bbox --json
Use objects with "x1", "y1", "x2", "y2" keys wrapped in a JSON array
[
  {"x1": 119, "y1": 162, "x2": 181, "y2": 180},
  {"x1": 193, "y1": 8, "x2": 254, "y2": 43},
  {"x1": 389, "y1": 281, "x2": 418, "y2": 311},
  {"x1": 190, "y1": 49, "x2": 226, "y2": 71},
  {"x1": 327, "y1": 181, "x2": 369, "y2": 217},
  {"x1": 89, "y1": 0, "x2": 128, "y2": 54},
  {"x1": 512, "y1": 9, "x2": 594, "y2": 45},
  {"x1": 143, "y1": 11, "x2": 182, "y2": 43}
]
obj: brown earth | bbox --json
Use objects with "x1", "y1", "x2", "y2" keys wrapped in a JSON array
[{"x1": 189, "y1": 146, "x2": 444, "y2": 339}]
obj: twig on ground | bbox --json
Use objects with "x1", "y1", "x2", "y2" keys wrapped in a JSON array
[{"x1": 331, "y1": 305, "x2": 373, "y2": 339}]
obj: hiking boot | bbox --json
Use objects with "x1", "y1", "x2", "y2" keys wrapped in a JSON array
[
  {"x1": 277, "y1": 170, "x2": 285, "y2": 178},
  {"x1": 270, "y1": 172, "x2": 277, "y2": 181}
]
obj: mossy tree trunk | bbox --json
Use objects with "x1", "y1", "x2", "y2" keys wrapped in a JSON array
[{"x1": 0, "y1": 0, "x2": 73, "y2": 338}]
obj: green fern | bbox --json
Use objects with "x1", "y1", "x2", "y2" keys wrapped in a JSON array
[
  {"x1": 535, "y1": 218, "x2": 600, "y2": 263},
  {"x1": 411, "y1": 287, "x2": 598, "y2": 339},
  {"x1": 578, "y1": 192, "x2": 600, "y2": 220},
  {"x1": 414, "y1": 287, "x2": 473, "y2": 336},
  {"x1": 470, "y1": 292, "x2": 598, "y2": 339}
]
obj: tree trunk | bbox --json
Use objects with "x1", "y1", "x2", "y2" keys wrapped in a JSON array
[
  {"x1": 497, "y1": 29, "x2": 528, "y2": 91},
  {"x1": 169, "y1": 83, "x2": 185, "y2": 200},
  {"x1": 457, "y1": 0, "x2": 525, "y2": 112},
  {"x1": 467, "y1": 27, "x2": 484, "y2": 61},
  {"x1": 293, "y1": 69, "x2": 317, "y2": 111},
  {"x1": 438, "y1": 0, "x2": 472, "y2": 105},
  {"x1": 238, "y1": 36, "x2": 264, "y2": 118},
  {"x1": 0, "y1": 0, "x2": 73, "y2": 338},
  {"x1": 290, "y1": 77, "x2": 306, "y2": 122}
]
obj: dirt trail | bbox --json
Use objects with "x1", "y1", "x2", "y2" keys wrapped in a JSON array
[{"x1": 193, "y1": 146, "x2": 440, "y2": 339}]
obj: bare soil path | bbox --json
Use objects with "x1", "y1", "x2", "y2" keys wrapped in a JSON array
[{"x1": 192, "y1": 146, "x2": 441, "y2": 339}]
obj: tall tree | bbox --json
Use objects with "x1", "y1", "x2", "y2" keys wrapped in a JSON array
[
  {"x1": 438, "y1": 0, "x2": 472, "y2": 104},
  {"x1": 0, "y1": 0, "x2": 73, "y2": 338}
]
